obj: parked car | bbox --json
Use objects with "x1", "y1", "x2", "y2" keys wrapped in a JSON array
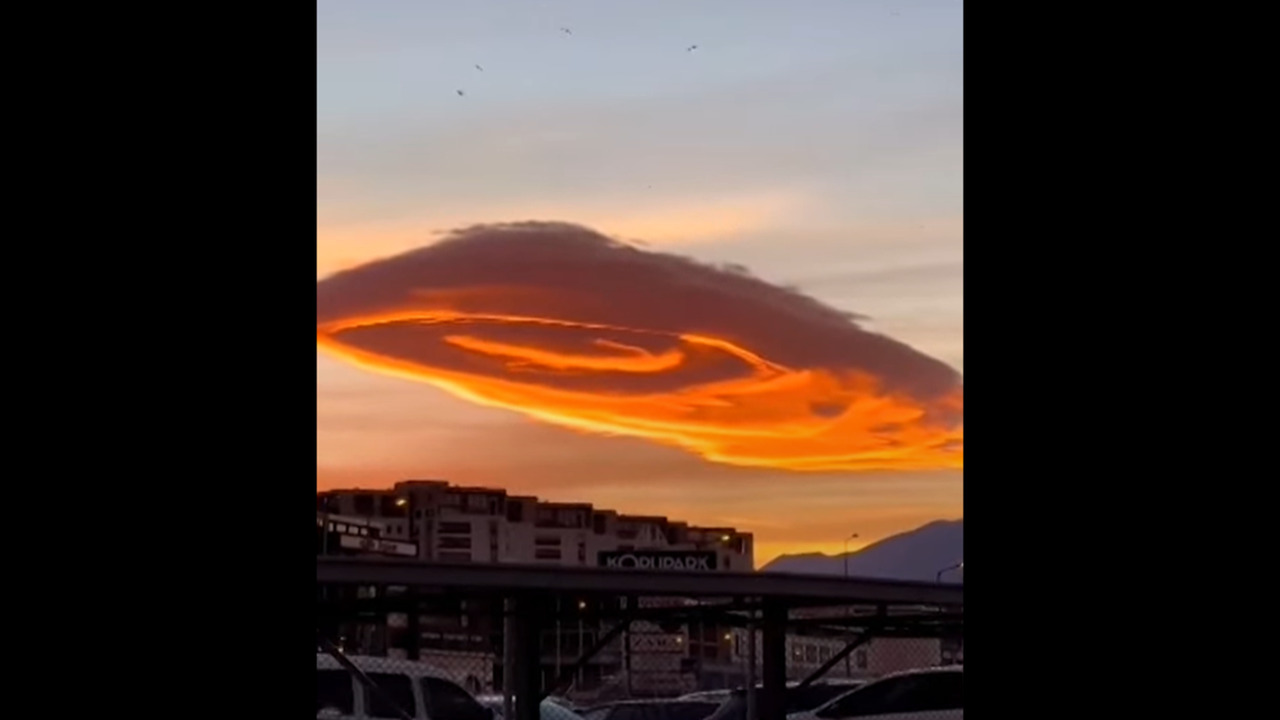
[
  {"x1": 316, "y1": 652, "x2": 496, "y2": 720},
  {"x1": 786, "y1": 666, "x2": 962, "y2": 720},
  {"x1": 675, "y1": 690, "x2": 735, "y2": 705},
  {"x1": 702, "y1": 681, "x2": 868, "y2": 720},
  {"x1": 476, "y1": 694, "x2": 590, "y2": 720},
  {"x1": 580, "y1": 698, "x2": 723, "y2": 720}
]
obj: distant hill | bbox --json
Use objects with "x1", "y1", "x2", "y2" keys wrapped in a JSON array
[{"x1": 761, "y1": 519, "x2": 963, "y2": 582}]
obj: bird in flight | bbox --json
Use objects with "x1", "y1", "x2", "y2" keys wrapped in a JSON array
[
  {"x1": 456, "y1": 89, "x2": 465, "y2": 97},
  {"x1": 687, "y1": 44, "x2": 698, "y2": 52},
  {"x1": 475, "y1": 64, "x2": 484, "y2": 71},
  {"x1": 560, "y1": 27, "x2": 572, "y2": 35}
]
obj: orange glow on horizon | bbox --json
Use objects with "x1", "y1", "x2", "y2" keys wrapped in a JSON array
[
  {"x1": 317, "y1": 304, "x2": 963, "y2": 472},
  {"x1": 752, "y1": 542, "x2": 873, "y2": 569}
]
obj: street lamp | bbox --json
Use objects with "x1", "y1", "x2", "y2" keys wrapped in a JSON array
[
  {"x1": 842, "y1": 533, "x2": 860, "y2": 578},
  {"x1": 936, "y1": 561, "x2": 964, "y2": 583},
  {"x1": 841, "y1": 531, "x2": 859, "y2": 679}
]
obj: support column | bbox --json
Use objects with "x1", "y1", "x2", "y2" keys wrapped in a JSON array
[
  {"x1": 503, "y1": 597, "x2": 515, "y2": 720},
  {"x1": 745, "y1": 608, "x2": 757, "y2": 720},
  {"x1": 405, "y1": 586, "x2": 420, "y2": 661},
  {"x1": 759, "y1": 599, "x2": 788, "y2": 720},
  {"x1": 511, "y1": 594, "x2": 544, "y2": 720}
]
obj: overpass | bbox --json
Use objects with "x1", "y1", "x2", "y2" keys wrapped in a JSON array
[{"x1": 317, "y1": 557, "x2": 963, "y2": 720}]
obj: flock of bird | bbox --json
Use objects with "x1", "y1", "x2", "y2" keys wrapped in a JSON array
[{"x1": 454, "y1": 26, "x2": 698, "y2": 98}]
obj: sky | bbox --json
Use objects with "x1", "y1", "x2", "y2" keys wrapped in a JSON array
[{"x1": 317, "y1": 0, "x2": 963, "y2": 566}]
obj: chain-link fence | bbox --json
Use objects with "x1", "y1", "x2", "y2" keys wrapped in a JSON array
[{"x1": 317, "y1": 583, "x2": 961, "y2": 719}]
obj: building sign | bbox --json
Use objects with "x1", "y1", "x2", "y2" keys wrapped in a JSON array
[
  {"x1": 598, "y1": 551, "x2": 717, "y2": 571},
  {"x1": 338, "y1": 534, "x2": 418, "y2": 558}
]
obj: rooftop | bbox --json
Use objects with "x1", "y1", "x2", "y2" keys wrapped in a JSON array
[{"x1": 319, "y1": 480, "x2": 752, "y2": 540}]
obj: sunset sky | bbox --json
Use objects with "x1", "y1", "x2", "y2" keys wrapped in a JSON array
[{"x1": 317, "y1": 0, "x2": 963, "y2": 566}]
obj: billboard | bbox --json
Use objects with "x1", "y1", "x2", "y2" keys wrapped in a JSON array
[
  {"x1": 598, "y1": 550, "x2": 717, "y2": 571},
  {"x1": 338, "y1": 534, "x2": 418, "y2": 558}
]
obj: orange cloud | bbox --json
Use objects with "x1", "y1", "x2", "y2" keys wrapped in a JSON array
[{"x1": 316, "y1": 222, "x2": 963, "y2": 473}]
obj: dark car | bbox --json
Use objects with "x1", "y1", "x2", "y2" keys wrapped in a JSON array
[
  {"x1": 581, "y1": 699, "x2": 723, "y2": 720},
  {"x1": 701, "y1": 681, "x2": 867, "y2": 720}
]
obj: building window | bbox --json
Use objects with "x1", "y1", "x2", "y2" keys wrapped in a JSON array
[
  {"x1": 535, "y1": 536, "x2": 561, "y2": 547},
  {"x1": 534, "y1": 548, "x2": 562, "y2": 561},
  {"x1": 437, "y1": 551, "x2": 471, "y2": 562},
  {"x1": 507, "y1": 503, "x2": 524, "y2": 523},
  {"x1": 379, "y1": 495, "x2": 407, "y2": 517},
  {"x1": 353, "y1": 495, "x2": 375, "y2": 516},
  {"x1": 438, "y1": 536, "x2": 472, "y2": 550},
  {"x1": 592, "y1": 514, "x2": 607, "y2": 534},
  {"x1": 438, "y1": 521, "x2": 471, "y2": 535}
]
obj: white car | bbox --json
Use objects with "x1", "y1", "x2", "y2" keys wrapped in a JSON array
[
  {"x1": 316, "y1": 653, "x2": 496, "y2": 719},
  {"x1": 786, "y1": 666, "x2": 962, "y2": 720},
  {"x1": 476, "y1": 694, "x2": 590, "y2": 720},
  {"x1": 676, "y1": 690, "x2": 734, "y2": 704}
]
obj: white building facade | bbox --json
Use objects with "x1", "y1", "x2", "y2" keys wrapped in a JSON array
[{"x1": 318, "y1": 479, "x2": 754, "y2": 570}]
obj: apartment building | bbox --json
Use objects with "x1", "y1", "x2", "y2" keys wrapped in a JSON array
[
  {"x1": 315, "y1": 513, "x2": 417, "y2": 558},
  {"x1": 316, "y1": 479, "x2": 755, "y2": 570}
]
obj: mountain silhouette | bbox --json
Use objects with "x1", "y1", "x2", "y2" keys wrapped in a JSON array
[{"x1": 761, "y1": 519, "x2": 963, "y2": 582}]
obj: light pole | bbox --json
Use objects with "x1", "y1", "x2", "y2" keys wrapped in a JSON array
[
  {"x1": 842, "y1": 532, "x2": 858, "y2": 679},
  {"x1": 935, "y1": 561, "x2": 964, "y2": 583},
  {"x1": 842, "y1": 533, "x2": 859, "y2": 577}
]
